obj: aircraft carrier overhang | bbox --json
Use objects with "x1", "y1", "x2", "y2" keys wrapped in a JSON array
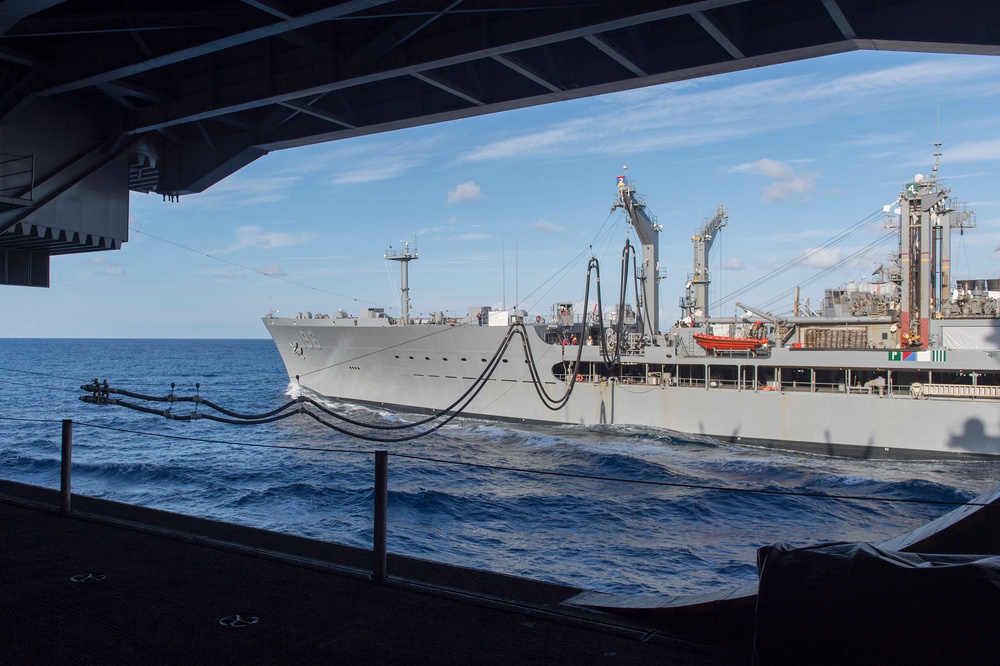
[{"x1": 2, "y1": 0, "x2": 999, "y2": 286}]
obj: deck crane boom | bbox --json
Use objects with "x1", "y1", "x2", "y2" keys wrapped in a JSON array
[
  {"x1": 614, "y1": 174, "x2": 663, "y2": 340},
  {"x1": 683, "y1": 205, "x2": 728, "y2": 321}
]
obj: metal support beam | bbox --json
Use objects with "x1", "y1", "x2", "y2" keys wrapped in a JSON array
[
  {"x1": 373, "y1": 450, "x2": 388, "y2": 581},
  {"x1": 40, "y1": 0, "x2": 399, "y2": 96},
  {"x1": 691, "y1": 10, "x2": 744, "y2": 60},
  {"x1": 821, "y1": 0, "x2": 857, "y2": 41},
  {"x1": 583, "y1": 34, "x2": 647, "y2": 77}
]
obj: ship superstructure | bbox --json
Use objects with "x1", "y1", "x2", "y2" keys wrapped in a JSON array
[{"x1": 265, "y1": 159, "x2": 1000, "y2": 459}]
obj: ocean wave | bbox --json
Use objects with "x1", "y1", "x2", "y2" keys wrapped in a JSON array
[{"x1": 6, "y1": 337, "x2": 1000, "y2": 597}]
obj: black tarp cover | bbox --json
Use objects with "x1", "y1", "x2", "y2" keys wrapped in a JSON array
[{"x1": 754, "y1": 542, "x2": 1000, "y2": 665}]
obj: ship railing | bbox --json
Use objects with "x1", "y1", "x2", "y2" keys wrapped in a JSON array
[
  {"x1": 33, "y1": 415, "x2": 992, "y2": 595},
  {"x1": 911, "y1": 383, "x2": 1000, "y2": 399},
  {"x1": 555, "y1": 371, "x2": 994, "y2": 398}
]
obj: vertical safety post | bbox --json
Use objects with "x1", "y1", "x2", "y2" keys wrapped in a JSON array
[
  {"x1": 60, "y1": 419, "x2": 72, "y2": 513},
  {"x1": 373, "y1": 450, "x2": 388, "y2": 581}
]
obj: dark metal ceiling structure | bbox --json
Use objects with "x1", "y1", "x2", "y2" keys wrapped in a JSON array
[{"x1": 1, "y1": 0, "x2": 999, "y2": 285}]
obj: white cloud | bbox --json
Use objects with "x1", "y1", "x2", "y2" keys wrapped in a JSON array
[
  {"x1": 457, "y1": 57, "x2": 1000, "y2": 164},
  {"x1": 222, "y1": 225, "x2": 314, "y2": 252},
  {"x1": 728, "y1": 158, "x2": 819, "y2": 203},
  {"x1": 453, "y1": 232, "x2": 489, "y2": 240},
  {"x1": 87, "y1": 256, "x2": 126, "y2": 276},
  {"x1": 330, "y1": 156, "x2": 422, "y2": 185},
  {"x1": 448, "y1": 181, "x2": 483, "y2": 203},
  {"x1": 942, "y1": 138, "x2": 1000, "y2": 163},
  {"x1": 723, "y1": 257, "x2": 745, "y2": 270},
  {"x1": 802, "y1": 247, "x2": 844, "y2": 269},
  {"x1": 531, "y1": 219, "x2": 565, "y2": 232},
  {"x1": 317, "y1": 136, "x2": 440, "y2": 185},
  {"x1": 258, "y1": 263, "x2": 287, "y2": 277},
  {"x1": 185, "y1": 174, "x2": 301, "y2": 208}
]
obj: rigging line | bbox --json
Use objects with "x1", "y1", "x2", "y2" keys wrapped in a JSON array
[
  {"x1": 631, "y1": 245, "x2": 646, "y2": 336},
  {"x1": 5, "y1": 415, "x2": 987, "y2": 508},
  {"x1": 0, "y1": 379, "x2": 83, "y2": 393},
  {"x1": 754, "y1": 232, "x2": 898, "y2": 313},
  {"x1": 87, "y1": 326, "x2": 522, "y2": 434},
  {"x1": 93, "y1": 397, "x2": 301, "y2": 425},
  {"x1": 520, "y1": 236, "x2": 602, "y2": 313},
  {"x1": 723, "y1": 209, "x2": 884, "y2": 300},
  {"x1": 133, "y1": 228, "x2": 392, "y2": 310},
  {"x1": 0, "y1": 366, "x2": 90, "y2": 382},
  {"x1": 521, "y1": 208, "x2": 617, "y2": 314},
  {"x1": 83, "y1": 383, "x2": 302, "y2": 420},
  {"x1": 385, "y1": 452, "x2": 986, "y2": 507},
  {"x1": 70, "y1": 419, "x2": 370, "y2": 454},
  {"x1": 752, "y1": 231, "x2": 897, "y2": 312},
  {"x1": 715, "y1": 209, "x2": 884, "y2": 310},
  {"x1": 298, "y1": 325, "x2": 518, "y2": 429},
  {"x1": 515, "y1": 264, "x2": 594, "y2": 409},
  {"x1": 87, "y1": 314, "x2": 571, "y2": 430},
  {"x1": 299, "y1": 340, "x2": 526, "y2": 441},
  {"x1": 0, "y1": 415, "x2": 69, "y2": 424}
]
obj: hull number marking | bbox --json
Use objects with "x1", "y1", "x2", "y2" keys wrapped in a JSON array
[{"x1": 297, "y1": 330, "x2": 322, "y2": 349}]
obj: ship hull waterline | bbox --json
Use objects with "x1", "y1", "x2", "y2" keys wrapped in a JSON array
[{"x1": 265, "y1": 318, "x2": 1000, "y2": 461}]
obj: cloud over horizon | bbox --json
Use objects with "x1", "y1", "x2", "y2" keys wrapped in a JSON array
[
  {"x1": 88, "y1": 256, "x2": 125, "y2": 277},
  {"x1": 456, "y1": 57, "x2": 1000, "y2": 165},
  {"x1": 222, "y1": 225, "x2": 314, "y2": 252},
  {"x1": 728, "y1": 158, "x2": 819, "y2": 203},
  {"x1": 448, "y1": 181, "x2": 483, "y2": 203},
  {"x1": 531, "y1": 219, "x2": 565, "y2": 231}
]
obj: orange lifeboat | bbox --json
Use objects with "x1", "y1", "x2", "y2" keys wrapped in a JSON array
[{"x1": 692, "y1": 334, "x2": 769, "y2": 352}]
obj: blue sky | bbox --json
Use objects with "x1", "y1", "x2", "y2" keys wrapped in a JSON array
[{"x1": 7, "y1": 50, "x2": 1000, "y2": 338}]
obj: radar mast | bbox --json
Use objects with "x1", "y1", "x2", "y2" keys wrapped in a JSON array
[{"x1": 385, "y1": 240, "x2": 418, "y2": 325}]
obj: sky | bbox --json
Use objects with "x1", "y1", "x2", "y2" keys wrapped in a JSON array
[{"x1": 6, "y1": 50, "x2": 1000, "y2": 338}]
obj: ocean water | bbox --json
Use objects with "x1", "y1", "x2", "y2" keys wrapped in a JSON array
[{"x1": 2, "y1": 338, "x2": 998, "y2": 596}]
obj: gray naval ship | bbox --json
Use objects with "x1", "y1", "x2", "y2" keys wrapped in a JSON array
[{"x1": 265, "y1": 157, "x2": 1000, "y2": 459}]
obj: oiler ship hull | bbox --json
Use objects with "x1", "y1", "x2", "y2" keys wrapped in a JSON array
[{"x1": 264, "y1": 316, "x2": 1000, "y2": 459}]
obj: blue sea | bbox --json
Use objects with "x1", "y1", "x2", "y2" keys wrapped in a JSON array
[{"x1": 2, "y1": 338, "x2": 997, "y2": 596}]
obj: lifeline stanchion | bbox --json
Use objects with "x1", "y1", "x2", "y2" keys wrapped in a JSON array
[
  {"x1": 373, "y1": 450, "x2": 388, "y2": 581},
  {"x1": 60, "y1": 419, "x2": 72, "y2": 513}
]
